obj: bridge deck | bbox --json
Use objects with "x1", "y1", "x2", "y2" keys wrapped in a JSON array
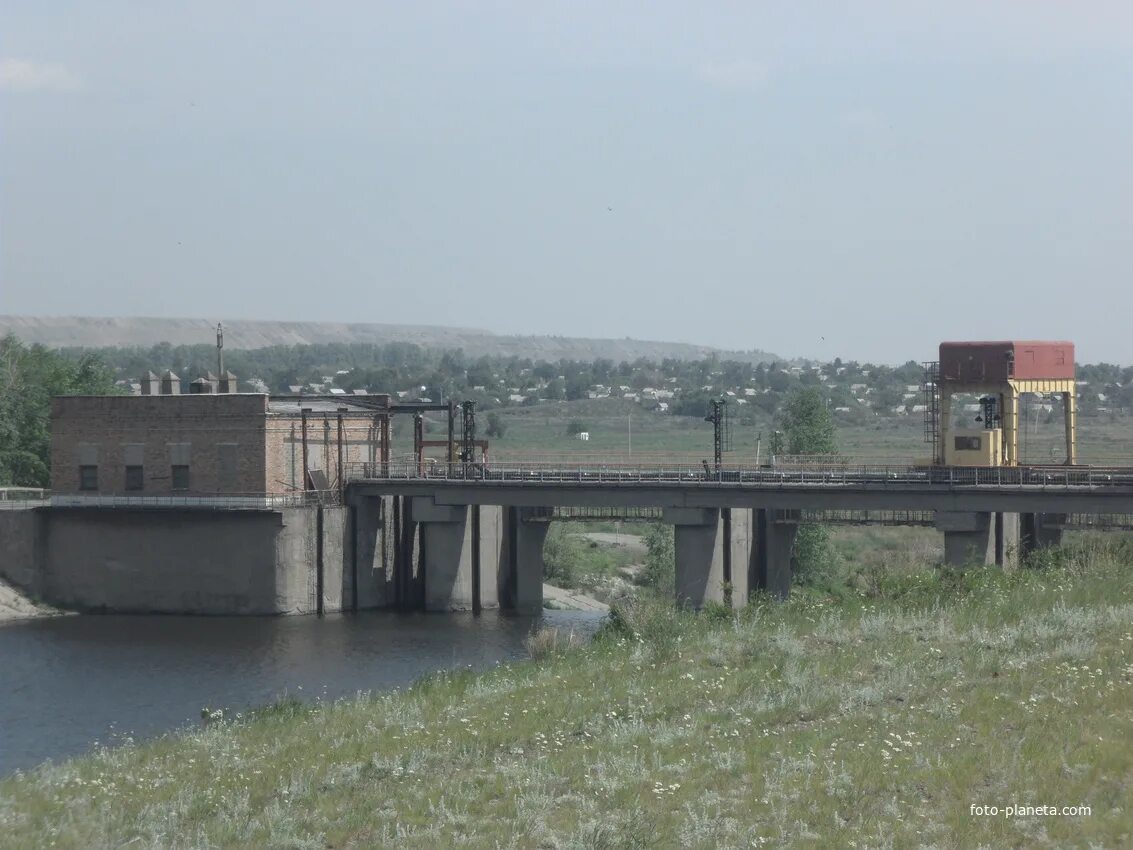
[{"x1": 345, "y1": 462, "x2": 1133, "y2": 515}]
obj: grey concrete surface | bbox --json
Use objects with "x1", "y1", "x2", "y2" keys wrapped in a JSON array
[
  {"x1": 352, "y1": 479, "x2": 1133, "y2": 515},
  {"x1": 0, "y1": 506, "x2": 352, "y2": 615},
  {"x1": 937, "y1": 512, "x2": 996, "y2": 566}
]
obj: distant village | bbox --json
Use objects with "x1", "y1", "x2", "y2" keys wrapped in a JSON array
[{"x1": 102, "y1": 344, "x2": 1131, "y2": 424}]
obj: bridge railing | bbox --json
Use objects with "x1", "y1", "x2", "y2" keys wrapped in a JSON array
[
  {"x1": 344, "y1": 461, "x2": 1133, "y2": 489},
  {"x1": 0, "y1": 487, "x2": 51, "y2": 509},
  {"x1": 47, "y1": 490, "x2": 340, "y2": 510}
]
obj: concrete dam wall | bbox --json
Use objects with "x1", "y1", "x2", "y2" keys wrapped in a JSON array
[{"x1": 0, "y1": 506, "x2": 369, "y2": 616}]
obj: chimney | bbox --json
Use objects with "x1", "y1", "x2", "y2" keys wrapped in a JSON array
[
  {"x1": 160, "y1": 370, "x2": 181, "y2": 395},
  {"x1": 140, "y1": 371, "x2": 160, "y2": 396},
  {"x1": 190, "y1": 375, "x2": 216, "y2": 394}
]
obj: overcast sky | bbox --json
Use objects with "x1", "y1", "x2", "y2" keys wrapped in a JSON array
[{"x1": 2, "y1": 2, "x2": 1131, "y2": 364}]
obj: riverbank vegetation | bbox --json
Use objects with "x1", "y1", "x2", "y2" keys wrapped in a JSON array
[{"x1": 3, "y1": 536, "x2": 1131, "y2": 848}]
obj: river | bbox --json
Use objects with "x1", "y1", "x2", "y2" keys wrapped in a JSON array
[{"x1": 0, "y1": 608, "x2": 603, "y2": 776}]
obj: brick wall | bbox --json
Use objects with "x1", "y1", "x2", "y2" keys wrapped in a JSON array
[{"x1": 50, "y1": 395, "x2": 270, "y2": 495}]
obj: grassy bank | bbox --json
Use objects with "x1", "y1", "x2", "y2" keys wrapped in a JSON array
[{"x1": 3, "y1": 548, "x2": 1132, "y2": 848}]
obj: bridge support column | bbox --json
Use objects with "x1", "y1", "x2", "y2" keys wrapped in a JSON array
[
  {"x1": 413, "y1": 497, "x2": 502, "y2": 611},
  {"x1": 753, "y1": 509, "x2": 798, "y2": 600},
  {"x1": 996, "y1": 512, "x2": 1020, "y2": 568},
  {"x1": 348, "y1": 493, "x2": 390, "y2": 609},
  {"x1": 1020, "y1": 513, "x2": 1065, "y2": 562},
  {"x1": 664, "y1": 508, "x2": 752, "y2": 609},
  {"x1": 500, "y1": 507, "x2": 548, "y2": 614},
  {"x1": 936, "y1": 511, "x2": 995, "y2": 566}
]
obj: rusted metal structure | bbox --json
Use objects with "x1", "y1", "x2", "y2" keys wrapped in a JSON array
[
  {"x1": 273, "y1": 393, "x2": 486, "y2": 483},
  {"x1": 924, "y1": 341, "x2": 1076, "y2": 467}
]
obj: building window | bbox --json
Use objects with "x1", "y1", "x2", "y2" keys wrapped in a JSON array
[
  {"x1": 171, "y1": 465, "x2": 190, "y2": 491},
  {"x1": 125, "y1": 466, "x2": 144, "y2": 491},
  {"x1": 79, "y1": 465, "x2": 99, "y2": 491},
  {"x1": 954, "y1": 435, "x2": 982, "y2": 451}
]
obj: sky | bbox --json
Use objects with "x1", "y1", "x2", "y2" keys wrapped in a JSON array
[{"x1": 2, "y1": 1, "x2": 1131, "y2": 364}]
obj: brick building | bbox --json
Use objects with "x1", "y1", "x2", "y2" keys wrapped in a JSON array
[{"x1": 51, "y1": 394, "x2": 382, "y2": 496}]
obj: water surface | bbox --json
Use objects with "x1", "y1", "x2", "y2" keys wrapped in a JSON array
[{"x1": 0, "y1": 609, "x2": 602, "y2": 775}]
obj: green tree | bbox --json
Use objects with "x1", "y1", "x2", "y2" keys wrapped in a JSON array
[
  {"x1": 0, "y1": 336, "x2": 119, "y2": 487},
  {"x1": 778, "y1": 387, "x2": 836, "y2": 455},
  {"x1": 777, "y1": 387, "x2": 837, "y2": 582},
  {"x1": 485, "y1": 412, "x2": 507, "y2": 439},
  {"x1": 641, "y1": 523, "x2": 674, "y2": 594}
]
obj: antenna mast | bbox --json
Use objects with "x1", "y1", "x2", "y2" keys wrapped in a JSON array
[{"x1": 216, "y1": 322, "x2": 224, "y2": 377}]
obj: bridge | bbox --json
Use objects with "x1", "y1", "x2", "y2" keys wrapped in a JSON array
[{"x1": 343, "y1": 460, "x2": 1133, "y2": 614}]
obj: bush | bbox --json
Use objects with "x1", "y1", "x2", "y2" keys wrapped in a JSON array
[
  {"x1": 640, "y1": 524, "x2": 674, "y2": 593},
  {"x1": 524, "y1": 626, "x2": 584, "y2": 659},
  {"x1": 594, "y1": 594, "x2": 696, "y2": 661},
  {"x1": 542, "y1": 525, "x2": 580, "y2": 587},
  {"x1": 792, "y1": 523, "x2": 835, "y2": 586}
]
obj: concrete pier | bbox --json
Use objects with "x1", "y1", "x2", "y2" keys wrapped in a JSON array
[
  {"x1": 937, "y1": 511, "x2": 996, "y2": 566},
  {"x1": 663, "y1": 507, "x2": 756, "y2": 609},
  {"x1": 995, "y1": 512, "x2": 1021, "y2": 568},
  {"x1": 753, "y1": 509, "x2": 799, "y2": 600},
  {"x1": 350, "y1": 494, "x2": 390, "y2": 610},
  {"x1": 936, "y1": 511, "x2": 1022, "y2": 567},
  {"x1": 664, "y1": 508, "x2": 729, "y2": 609},
  {"x1": 412, "y1": 497, "x2": 505, "y2": 611},
  {"x1": 500, "y1": 507, "x2": 548, "y2": 614},
  {"x1": 1020, "y1": 512, "x2": 1065, "y2": 561}
]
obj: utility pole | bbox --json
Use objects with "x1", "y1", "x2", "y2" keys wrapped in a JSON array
[
  {"x1": 628, "y1": 412, "x2": 632, "y2": 459},
  {"x1": 216, "y1": 322, "x2": 224, "y2": 377}
]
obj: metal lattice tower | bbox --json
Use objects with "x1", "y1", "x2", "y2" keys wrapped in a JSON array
[
  {"x1": 705, "y1": 399, "x2": 732, "y2": 471},
  {"x1": 460, "y1": 401, "x2": 476, "y2": 464},
  {"x1": 922, "y1": 362, "x2": 940, "y2": 463}
]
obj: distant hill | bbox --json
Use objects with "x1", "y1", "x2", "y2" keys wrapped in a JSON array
[{"x1": 0, "y1": 316, "x2": 780, "y2": 364}]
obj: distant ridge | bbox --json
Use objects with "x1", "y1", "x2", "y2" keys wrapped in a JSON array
[{"x1": 0, "y1": 316, "x2": 779, "y2": 364}]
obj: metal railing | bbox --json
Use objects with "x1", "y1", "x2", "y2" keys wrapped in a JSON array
[
  {"x1": 345, "y1": 460, "x2": 1133, "y2": 491},
  {"x1": 48, "y1": 490, "x2": 341, "y2": 510},
  {"x1": 0, "y1": 488, "x2": 51, "y2": 509}
]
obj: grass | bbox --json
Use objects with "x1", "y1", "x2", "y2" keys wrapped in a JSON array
[
  {"x1": 447, "y1": 398, "x2": 1133, "y2": 466},
  {"x1": 2, "y1": 540, "x2": 1131, "y2": 848}
]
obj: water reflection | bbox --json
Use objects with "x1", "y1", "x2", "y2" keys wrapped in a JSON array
[{"x1": 0, "y1": 608, "x2": 602, "y2": 775}]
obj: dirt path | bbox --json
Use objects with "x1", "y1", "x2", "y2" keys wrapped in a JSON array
[{"x1": 577, "y1": 532, "x2": 646, "y2": 554}]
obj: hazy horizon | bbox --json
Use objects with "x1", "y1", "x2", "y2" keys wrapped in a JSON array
[{"x1": 3, "y1": 3, "x2": 1131, "y2": 364}]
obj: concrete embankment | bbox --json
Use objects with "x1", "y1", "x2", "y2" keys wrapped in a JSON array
[{"x1": 0, "y1": 505, "x2": 362, "y2": 616}]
